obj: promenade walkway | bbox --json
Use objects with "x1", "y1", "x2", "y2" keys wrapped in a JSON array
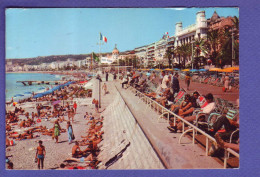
[{"x1": 97, "y1": 75, "x2": 224, "y2": 169}]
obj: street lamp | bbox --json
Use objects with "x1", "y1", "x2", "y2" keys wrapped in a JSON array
[{"x1": 191, "y1": 40, "x2": 195, "y2": 70}]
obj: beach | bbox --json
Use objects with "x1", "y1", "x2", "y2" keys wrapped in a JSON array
[
  {"x1": 5, "y1": 72, "x2": 101, "y2": 170},
  {"x1": 6, "y1": 103, "x2": 98, "y2": 169}
]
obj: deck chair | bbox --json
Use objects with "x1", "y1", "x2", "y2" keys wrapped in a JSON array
[
  {"x1": 173, "y1": 89, "x2": 186, "y2": 105},
  {"x1": 203, "y1": 109, "x2": 239, "y2": 133}
]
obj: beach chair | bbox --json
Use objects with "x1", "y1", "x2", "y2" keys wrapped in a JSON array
[
  {"x1": 173, "y1": 89, "x2": 186, "y2": 105},
  {"x1": 211, "y1": 78, "x2": 219, "y2": 86},
  {"x1": 197, "y1": 108, "x2": 239, "y2": 134}
]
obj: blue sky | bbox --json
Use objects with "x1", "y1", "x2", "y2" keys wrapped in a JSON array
[{"x1": 6, "y1": 8, "x2": 239, "y2": 59}]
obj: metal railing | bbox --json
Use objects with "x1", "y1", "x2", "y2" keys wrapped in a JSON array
[{"x1": 129, "y1": 86, "x2": 239, "y2": 168}]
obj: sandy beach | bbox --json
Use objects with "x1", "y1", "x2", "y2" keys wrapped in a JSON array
[
  {"x1": 6, "y1": 103, "x2": 99, "y2": 170},
  {"x1": 5, "y1": 73, "x2": 103, "y2": 170}
]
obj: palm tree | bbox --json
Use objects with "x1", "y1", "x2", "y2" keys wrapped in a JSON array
[
  {"x1": 193, "y1": 38, "x2": 208, "y2": 67},
  {"x1": 164, "y1": 47, "x2": 174, "y2": 68},
  {"x1": 207, "y1": 30, "x2": 220, "y2": 65},
  {"x1": 178, "y1": 43, "x2": 191, "y2": 68},
  {"x1": 232, "y1": 16, "x2": 239, "y2": 65},
  {"x1": 174, "y1": 46, "x2": 182, "y2": 68}
]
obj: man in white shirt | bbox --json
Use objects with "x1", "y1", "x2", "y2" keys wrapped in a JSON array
[
  {"x1": 161, "y1": 71, "x2": 169, "y2": 90},
  {"x1": 168, "y1": 93, "x2": 216, "y2": 132}
]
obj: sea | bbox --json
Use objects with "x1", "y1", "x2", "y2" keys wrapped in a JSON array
[{"x1": 5, "y1": 73, "x2": 64, "y2": 102}]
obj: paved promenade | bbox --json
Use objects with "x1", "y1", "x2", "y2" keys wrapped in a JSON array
[
  {"x1": 179, "y1": 79, "x2": 239, "y2": 104},
  {"x1": 97, "y1": 75, "x2": 224, "y2": 169}
]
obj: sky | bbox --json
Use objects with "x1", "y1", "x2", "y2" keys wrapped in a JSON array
[{"x1": 6, "y1": 8, "x2": 239, "y2": 59}]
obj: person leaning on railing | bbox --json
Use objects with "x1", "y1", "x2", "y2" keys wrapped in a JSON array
[{"x1": 168, "y1": 93, "x2": 216, "y2": 133}]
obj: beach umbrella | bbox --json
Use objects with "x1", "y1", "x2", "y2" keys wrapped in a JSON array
[
  {"x1": 221, "y1": 67, "x2": 239, "y2": 72},
  {"x1": 154, "y1": 69, "x2": 162, "y2": 71},
  {"x1": 24, "y1": 92, "x2": 32, "y2": 94},
  {"x1": 164, "y1": 68, "x2": 173, "y2": 71},
  {"x1": 232, "y1": 66, "x2": 239, "y2": 71},
  {"x1": 190, "y1": 69, "x2": 198, "y2": 72},
  {"x1": 174, "y1": 68, "x2": 180, "y2": 71},
  {"x1": 14, "y1": 94, "x2": 24, "y2": 97},
  {"x1": 150, "y1": 68, "x2": 155, "y2": 71},
  {"x1": 182, "y1": 69, "x2": 190, "y2": 72},
  {"x1": 209, "y1": 68, "x2": 222, "y2": 72},
  {"x1": 199, "y1": 69, "x2": 207, "y2": 72},
  {"x1": 221, "y1": 68, "x2": 233, "y2": 73}
]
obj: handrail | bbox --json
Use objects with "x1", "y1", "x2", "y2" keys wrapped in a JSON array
[{"x1": 129, "y1": 86, "x2": 239, "y2": 168}]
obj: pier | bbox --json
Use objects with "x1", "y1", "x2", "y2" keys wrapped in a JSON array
[{"x1": 17, "y1": 80, "x2": 66, "y2": 86}]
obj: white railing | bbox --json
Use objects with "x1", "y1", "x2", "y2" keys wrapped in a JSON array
[{"x1": 129, "y1": 86, "x2": 239, "y2": 168}]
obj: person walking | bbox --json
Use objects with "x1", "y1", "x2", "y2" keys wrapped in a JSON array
[
  {"x1": 35, "y1": 140, "x2": 46, "y2": 169},
  {"x1": 105, "y1": 72, "x2": 109, "y2": 82},
  {"x1": 224, "y1": 74, "x2": 230, "y2": 92},
  {"x1": 102, "y1": 83, "x2": 107, "y2": 95},
  {"x1": 73, "y1": 101, "x2": 77, "y2": 113},
  {"x1": 185, "y1": 72, "x2": 191, "y2": 90},
  {"x1": 171, "y1": 72, "x2": 180, "y2": 97},
  {"x1": 67, "y1": 121, "x2": 74, "y2": 144},
  {"x1": 53, "y1": 120, "x2": 61, "y2": 143}
]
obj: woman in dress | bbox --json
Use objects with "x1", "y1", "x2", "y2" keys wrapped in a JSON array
[
  {"x1": 53, "y1": 120, "x2": 61, "y2": 143},
  {"x1": 224, "y1": 74, "x2": 230, "y2": 91},
  {"x1": 67, "y1": 121, "x2": 74, "y2": 144}
]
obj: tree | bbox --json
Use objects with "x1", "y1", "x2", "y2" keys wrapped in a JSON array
[
  {"x1": 164, "y1": 47, "x2": 174, "y2": 68},
  {"x1": 178, "y1": 43, "x2": 191, "y2": 68},
  {"x1": 174, "y1": 46, "x2": 182, "y2": 69},
  {"x1": 207, "y1": 30, "x2": 220, "y2": 65},
  {"x1": 193, "y1": 38, "x2": 208, "y2": 68},
  {"x1": 232, "y1": 16, "x2": 239, "y2": 65}
]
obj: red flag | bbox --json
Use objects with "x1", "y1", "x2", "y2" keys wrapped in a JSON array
[{"x1": 103, "y1": 36, "x2": 107, "y2": 43}]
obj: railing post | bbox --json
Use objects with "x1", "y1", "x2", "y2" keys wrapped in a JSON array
[
  {"x1": 206, "y1": 138, "x2": 209, "y2": 156},
  {"x1": 192, "y1": 128, "x2": 195, "y2": 144},
  {"x1": 224, "y1": 149, "x2": 228, "y2": 169}
]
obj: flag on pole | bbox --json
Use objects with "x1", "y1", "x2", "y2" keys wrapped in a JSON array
[
  {"x1": 100, "y1": 33, "x2": 103, "y2": 41},
  {"x1": 103, "y1": 36, "x2": 107, "y2": 43}
]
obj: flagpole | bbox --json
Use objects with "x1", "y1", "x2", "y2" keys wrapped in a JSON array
[{"x1": 99, "y1": 32, "x2": 101, "y2": 73}]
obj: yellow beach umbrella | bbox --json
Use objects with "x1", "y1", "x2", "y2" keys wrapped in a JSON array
[
  {"x1": 221, "y1": 66, "x2": 239, "y2": 72},
  {"x1": 182, "y1": 69, "x2": 190, "y2": 72},
  {"x1": 209, "y1": 68, "x2": 222, "y2": 72},
  {"x1": 154, "y1": 69, "x2": 162, "y2": 71},
  {"x1": 164, "y1": 68, "x2": 173, "y2": 71}
]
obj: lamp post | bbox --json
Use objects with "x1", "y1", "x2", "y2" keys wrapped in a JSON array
[
  {"x1": 231, "y1": 27, "x2": 235, "y2": 67},
  {"x1": 191, "y1": 40, "x2": 195, "y2": 70}
]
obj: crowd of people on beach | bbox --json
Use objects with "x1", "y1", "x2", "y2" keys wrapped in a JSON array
[{"x1": 5, "y1": 77, "x2": 101, "y2": 170}]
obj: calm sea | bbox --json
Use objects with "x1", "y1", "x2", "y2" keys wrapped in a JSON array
[{"x1": 5, "y1": 73, "x2": 63, "y2": 102}]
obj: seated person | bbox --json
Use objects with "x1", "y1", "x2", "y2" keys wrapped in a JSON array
[
  {"x1": 6, "y1": 124, "x2": 11, "y2": 131},
  {"x1": 170, "y1": 94, "x2": 193, "y2": 115},
  {"x1": 19, "y1": 120, "x2": 26, "y2": 128},
  {"x1": 121, "y1": 77, "x2": 129, "y2": 89},
  {"x1": 215, "y1": 133, "x2": 239, "y2": 152},
  {"x1": 145, "y1": 85, "x2": 164, "y2": 99},
  {"x1": 72, "y1": 141, "x2": 83, "y2": 158},
  {"x1": 168, "y1": 93, "x2": 216, "y2": 132},
  {"x1": 155, "y1": 88, "x2": 174, "y2": 107},
  {"x1": 84, "y1": 112, "x2": 89, "y2": 119},
  {"x1": 6, "y1": 138, "x2": 10, "y2": 147}
]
